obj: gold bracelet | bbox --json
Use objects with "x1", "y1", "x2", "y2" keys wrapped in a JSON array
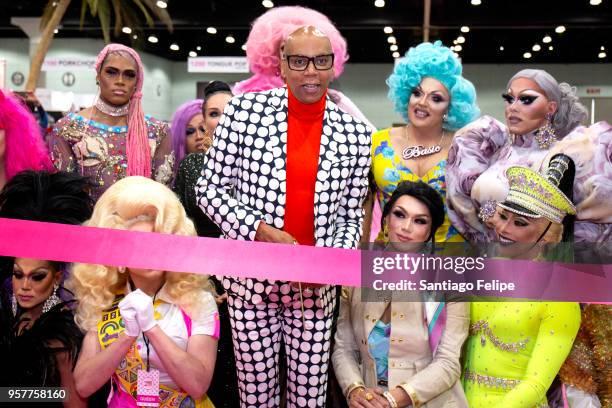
[
  {"x1": 383, "y1": 391, "x2": 399, "y2": 408},
  {"x1": 345, "y1": 382, "x2": 366, "y2": 399},
  {"x1": 397, "y1": 383, "x2": 420, "y2": 408}
]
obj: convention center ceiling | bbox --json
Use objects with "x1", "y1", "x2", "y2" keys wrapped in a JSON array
[{"x1": 1, "y1": 0, "x2": 611, "y2": 63}]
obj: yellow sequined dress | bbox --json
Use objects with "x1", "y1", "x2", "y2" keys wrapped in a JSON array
[{"x1": 462, "y1": 301, "x2": 581, "y2": 408}]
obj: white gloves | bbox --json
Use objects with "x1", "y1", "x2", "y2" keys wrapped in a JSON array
[
  {"x1": 119, "y1": 303, "x2": 141, "y2": 338},
  {"x1": 118, "y1": 289, "x2": 157, "y2": 335}
]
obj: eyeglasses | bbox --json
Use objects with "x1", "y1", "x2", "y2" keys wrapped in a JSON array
[{"x1": 283, "y1": 54, "x2": 334, "y2": 71}]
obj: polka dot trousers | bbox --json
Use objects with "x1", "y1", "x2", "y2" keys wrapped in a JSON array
[{"x1": 225, "y1": 281, "x2": 337, "y2": 408}]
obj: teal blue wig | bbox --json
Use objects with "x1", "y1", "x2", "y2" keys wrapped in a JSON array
[{"x1": 386, "y1": 41, "x2": 480, "y2": 130}]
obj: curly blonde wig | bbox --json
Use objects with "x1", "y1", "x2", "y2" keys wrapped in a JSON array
[{"x1": 67, "y1": 176, "x2": 212, "y2": 331}]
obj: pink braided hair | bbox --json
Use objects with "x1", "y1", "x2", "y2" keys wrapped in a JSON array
[{"x1": 95, "y1": 43, "x2": 150, "y2": 177}]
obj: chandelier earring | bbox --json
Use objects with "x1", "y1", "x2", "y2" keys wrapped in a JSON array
[
  {"x1": 535, "y1": 112, "x2": 557, "y2": 149},
  {"x1": 42, "y1": 283, "x2": 61, "y2": 313},
  {"x1": 11, "y1": 294, "x2": 18, "y2": 316}
]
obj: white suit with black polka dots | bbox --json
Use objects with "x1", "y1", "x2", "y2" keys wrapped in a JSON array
[{"x1": 196, "y1": 86, "x2": 372, "y2": 408}]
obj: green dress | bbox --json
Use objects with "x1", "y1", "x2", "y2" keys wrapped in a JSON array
[{"x1": 462, "y1": 301, "x2": 581, "y2": 408}]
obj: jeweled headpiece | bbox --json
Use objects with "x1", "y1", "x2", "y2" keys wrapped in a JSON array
[{"x1": 499, "y1": 154, "x2": 576, "y2": 224}]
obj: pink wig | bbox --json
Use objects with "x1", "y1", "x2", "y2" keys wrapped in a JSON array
[
  {"x1": 0, "y1": 89, "x2": 54, "y2": 180},
  {"x1": 95, "y1": 43, "x2": 150, "y2": 178},
  {"x1": 233, "y1": 6, "x2": 349, "y2": 95}
]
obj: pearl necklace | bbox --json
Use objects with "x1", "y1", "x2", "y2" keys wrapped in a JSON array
[
  {"x1": 94, "y1": 96, "x2": 129, "y2": 117},
  {"x1": 401, "y1": 126, "x2": 445, "y2": 160}
]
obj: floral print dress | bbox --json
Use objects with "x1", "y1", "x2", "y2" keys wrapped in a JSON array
[{"x1": 371, "y1": 127, "x2": 464, "y2": 243}]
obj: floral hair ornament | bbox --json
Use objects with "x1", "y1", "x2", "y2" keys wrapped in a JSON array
[{"x1": 498, "y1": 155, "x2": 576, "y2": 224}]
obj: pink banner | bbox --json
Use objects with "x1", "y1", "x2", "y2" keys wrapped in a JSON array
[
  {"x1": 0, "y1": 218, "x2": 361, "y2": 286},
  {"x1": 0, "y1": 217, "x2": 610, "y2": 302}
]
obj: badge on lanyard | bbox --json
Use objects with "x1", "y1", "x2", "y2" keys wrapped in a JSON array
[{"x1": 136, "y1": 368, "x2": 160, "y2": 407}]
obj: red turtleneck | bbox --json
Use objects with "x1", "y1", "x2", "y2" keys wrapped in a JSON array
[{"x1": 284, "y1": 87, "x2": 327, "y2": 246}]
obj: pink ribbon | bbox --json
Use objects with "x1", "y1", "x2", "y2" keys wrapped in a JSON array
[
  {"x1": 1, "y1": 217, "x2": 610, "y2": 302},
  {"x1": 0, "y1": 218, "x2": 361, "y2": 286}
]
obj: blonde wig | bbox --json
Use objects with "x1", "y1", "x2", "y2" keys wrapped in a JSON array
[{"x1": 68, "y1": 176, "x2": 212, "y2": 331}]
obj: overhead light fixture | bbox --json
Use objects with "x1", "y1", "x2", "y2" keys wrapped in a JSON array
[
  {"x1": 499, "y1": 45, "x2": 504, "y2": 51},
  {"x1": 454, "y1": 45, "x2": 463, "y2": 52},
  {"x1": 453, "y1": 39, "x2": 458, "y2": 44},
  {"x1": 461, "y1": 26, "x2": 470, "y2": 33},
  {"x1": 147, "y1": 35, "x2": 158, "y2": 43},
  {"x1": 262, "y1": 0, "x2": 274, "y2": 7},
  {"x1": 523, "y1": 52, "x2": 532, "y2": 59},
  {"x1": 532, "y1": 44, "x2": 541, "y2": 51},
  {"x1": 225, "y1": 35, "x2": 235, "y2": 44},
  {"x1": 542, "y1": 35, "x2": 552, "y2": 43},
  {"x1": 156, "y1": 1, "x2": 167, "y2": 8},
  {"x1": 601, "y1": 46, "x2": 606, "y2": 50},
  {"x1": 196, "y1": 46, "x2": 202, "y2": 51},
  {"x1": 122, "y1": 27, "x2": 132, "y2": 34},
  {"x1": 387, "y1": 36, "x2": 397, "y2": 44},
  {"x1": 374, "y1": 0, "x2": 385, "y2": 7},
  {"x1": 599, "y1": 52, "x2": 607, "y2": 58},
  {"x1": 384, "y1": 26, "x2": 393, "y2": 34},
  {"x1": 390, "y1": 44, "x2": 398, "y2": 51},
  {"x1": 590, "y1": 0, "x2": 602, "y2": 5},
  {"x1": 457, "y1": 36, "x2": 466, "y2": 44},
  {"x1": 471, "y1": 0, "x2": 482, "y2": 5},
  {"x1": 206, "y1": 27, "x2": 217, "y2": 34},
  {"x1": 549, "y1": 45, "x2": 554, "y2": 51},
  {"x1": 133, "y1": 34, "x2": 138, "y2": 39},
  {"x1": 450, "y1": 45, "x2": 455, "y2": 51},
  {"x1": 555, "y1": 25, "x2": 566, "y2": 34},
  {"x1": 241, "y1": 44, "x2": 247, "y2": 51},
  {"x1": 454, "y1": 52, "x2": 460, "y2": 58},
  {"x1": 392, "y1": 52, "x2": 400, "y2": 58},
  {"x1": 189, "y1": 51, "x2": 197, "y2": 58},
  {"x1": 170, "y1": 43, "x2": 179, "y2": 51},
  {"x1": 54, "y1": 28, "x2": 59, "y2": 34}
]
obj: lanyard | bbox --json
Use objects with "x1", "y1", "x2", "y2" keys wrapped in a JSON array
[{"x1": 128, "y1": 277, "x2": 161, "y2": 372}]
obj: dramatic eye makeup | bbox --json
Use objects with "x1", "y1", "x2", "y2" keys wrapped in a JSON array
[
  {"x1": 13, "y1": 269, "x2": 49, "y2": 282},
  {"x1": 392, "y1": 209, "x2": 406, "y2": 218},
  {"x1": 103, "y1": 67, "x2": 137, "y2": 79},
  {"x1": 498, "y1": 210, "x2": 530, "y2": 227},
  {"x1": 186, "y1": 125, "x2": 205, "y2": 136},
  {"x1": 502, "y1": 90, "x2": 541, "y2": 105},
  {"x1": 412, "y1": 87, "x2": 447, "y2": 103}
]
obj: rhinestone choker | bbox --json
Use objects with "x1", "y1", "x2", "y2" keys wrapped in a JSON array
[{"x1": 95, "y1": 97, "x2": 129, "y2": 117}]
